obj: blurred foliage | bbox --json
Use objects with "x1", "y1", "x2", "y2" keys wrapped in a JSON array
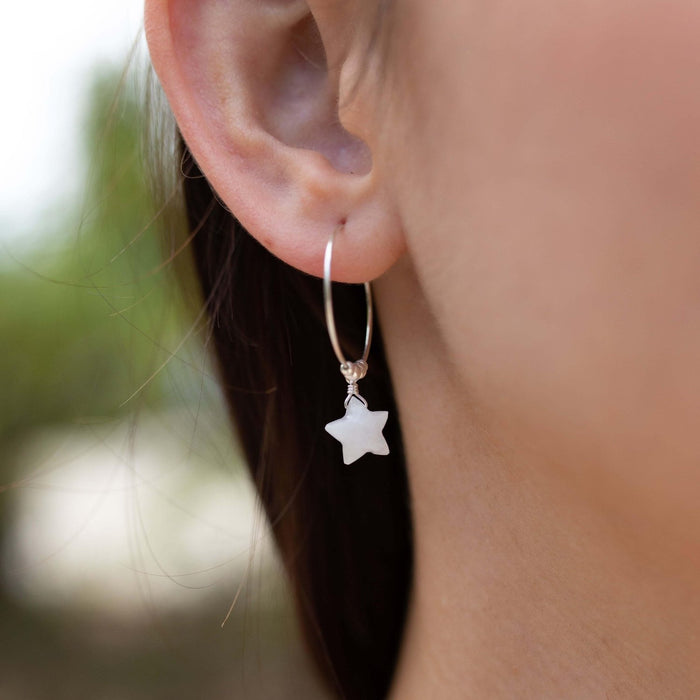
[
  {"x1": 0, "y1": 64, "x2": 329, "y2": 700},
  {"x1": 0, "y1": 65, "x2": 190, "y2": 460}
]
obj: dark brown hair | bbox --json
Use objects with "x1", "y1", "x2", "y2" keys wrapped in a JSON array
[{"x1": 179, "y1": 140, "x2": 413, "y2": 699}]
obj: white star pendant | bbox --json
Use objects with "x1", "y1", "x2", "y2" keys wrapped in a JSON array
[{"x1": 325, "y1": 396, "x2": 390, "y2": 465}]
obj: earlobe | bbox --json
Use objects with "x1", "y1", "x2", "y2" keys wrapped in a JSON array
[{"x1": 144, "y1": 0, "x2": 405, "y2": 282}]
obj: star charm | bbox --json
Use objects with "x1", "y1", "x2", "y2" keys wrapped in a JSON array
[{"x1": 325, "y1": 396, "x2": 390, "y2": 465}]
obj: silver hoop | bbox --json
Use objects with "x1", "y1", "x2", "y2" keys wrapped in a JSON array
[
  {"x1": 323, "y1": 224, "x2": 373, "y2": 369},
  {"x1": 323, "y1": 224, "x2": 390, "y2": 464}
]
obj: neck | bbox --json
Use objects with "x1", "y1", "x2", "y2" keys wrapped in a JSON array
[{"x1": 374, "y1": 255, "x2": 700, "y2": 699}]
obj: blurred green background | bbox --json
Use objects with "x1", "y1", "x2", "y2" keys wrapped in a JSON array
[{"x1": 0, "y1": 16, "x2": 327, "y2": 700}]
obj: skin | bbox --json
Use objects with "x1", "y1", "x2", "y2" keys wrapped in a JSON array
[{"x1": 146, "y1": 1, "x2": 700, "y2": 696}]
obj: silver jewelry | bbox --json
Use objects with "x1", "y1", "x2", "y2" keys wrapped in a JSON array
[{"x1": 323, "y1": 225, "x2": 390, "y2": 465}]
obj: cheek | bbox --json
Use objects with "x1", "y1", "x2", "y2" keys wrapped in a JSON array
[{"x1": 385, "y1": 1, "x2": 700, "y2": 536}]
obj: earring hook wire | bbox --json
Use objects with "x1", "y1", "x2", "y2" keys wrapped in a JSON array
[{"x1": 323, "y1": 224, "x2": 373, "y2": 367}]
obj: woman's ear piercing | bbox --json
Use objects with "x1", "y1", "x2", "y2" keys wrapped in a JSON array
[{"x1": 323, "y1": 224, "x2": 390, "y2": 465}]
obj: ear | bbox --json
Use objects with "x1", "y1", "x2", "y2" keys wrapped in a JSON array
[{"x1": 144, "y1": 0, "x2": 405, "y2": 282}]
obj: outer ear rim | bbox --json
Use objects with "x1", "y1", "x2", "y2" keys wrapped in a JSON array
[{"x1": 144, "y1": 0, "x2": 406, "y2": 283}]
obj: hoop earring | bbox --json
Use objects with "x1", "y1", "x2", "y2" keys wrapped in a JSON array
[{"x1": 323, "y1": 225, "x2": 390, "y2": 465}]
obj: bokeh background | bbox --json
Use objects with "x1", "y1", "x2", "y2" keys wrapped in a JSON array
[{"x1": 0, "y1": 4, "x2": 327, "y2": 698}]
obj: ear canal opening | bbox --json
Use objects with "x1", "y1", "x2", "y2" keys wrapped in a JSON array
[{"x1": 258, "y1": 12, "x2": 372, "y2": 176}]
